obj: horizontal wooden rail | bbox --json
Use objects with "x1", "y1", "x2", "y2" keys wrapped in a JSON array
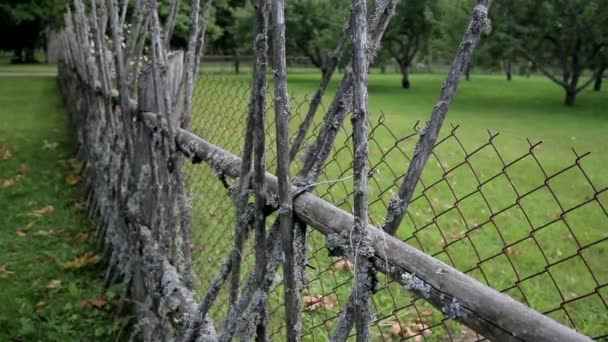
[{"x1": 164, "y1": 118, "x2": 591, "y2": 342}]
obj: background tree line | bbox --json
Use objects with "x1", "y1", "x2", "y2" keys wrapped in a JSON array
[{"x1": 1, "y1": 0, "x2": 606, "y2": 105}]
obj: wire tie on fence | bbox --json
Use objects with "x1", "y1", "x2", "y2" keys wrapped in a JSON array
[{"x1": 291, "y1": 174, "x2": 354, "y2": 200}]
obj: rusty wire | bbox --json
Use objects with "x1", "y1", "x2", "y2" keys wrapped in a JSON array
[{"x1": 185, "y1": 74, "x2": 607, "y2": 341}]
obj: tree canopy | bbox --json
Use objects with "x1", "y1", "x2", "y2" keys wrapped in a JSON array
[
  {"x1": 494, "y1": 0, "x2": 608, "y2": 105},
  {"x1": 1, "y1": 0, "x2": 606, "y2": 105},
  {"x1": 384, "y1": 0, "x2": 439, "y2": 88},
  {"x1": 0, "y1": 0, "x2": 65, "y2": 62}
]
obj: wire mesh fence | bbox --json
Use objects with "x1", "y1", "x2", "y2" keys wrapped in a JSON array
[{"x1": 185, "y1": 74, "x2": 608, "y2": 341}]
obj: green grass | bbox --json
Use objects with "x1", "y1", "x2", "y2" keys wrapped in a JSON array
[
  {"x1": 0, "y1": 55, "x2": 57, "y2": 74},
  {"x1": 0, "y1": 76, "x2": 122, "y2": 340},
  {"x1": 188, "y1": 72, "x2": 608, "y2": 340}
]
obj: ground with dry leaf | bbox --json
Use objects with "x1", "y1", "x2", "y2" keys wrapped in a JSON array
[{"x1": 0, "y1": 76, "x2": 122, "y2": 340}]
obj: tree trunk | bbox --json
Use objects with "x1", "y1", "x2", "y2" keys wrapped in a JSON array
[
  {"x1": 465, "y1": 63, "x2": 472, "y2": 81},
  {"x1": 594, "y1": 66, "x2": 604, "y2": 91},
  {"x1": 400, "y1": 65, "x2": 410, "y2": 89},
  {"x1": 25, "y1": 48, "x2": 36, "y2": 63},
  {"x1": 380, "y1": 64, "x2": 386, "y2": 74},
  {"x1": 12, "y1": 48, "x2": 23, "y2": 63},
  {"x1": 320, "y1": 66, "x2": 328, "y2": 77},
  {"x1": 564, "y1": 88, "x2": 576, "y2": 106},
  {"x1": 504, "y1": 60, "x2": 512, "y2": 81},
  {"x1": 234, "y1": 51, "x2": 240, "y2": 74}
]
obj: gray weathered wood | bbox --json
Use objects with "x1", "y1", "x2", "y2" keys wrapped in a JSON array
[
  {"x1": 289, "y1": 13, "x2": 352, "y2": 162},
  {"x1": 349, "y1": 0, "x2": 373, "y2": 340},
  {"x1": 180, "y1": 0, "x2": 202, "y2": 129},
  {"x1": 381, "y1": 0, "x2": 493, "y2": 236},
  {"x1": 124, "y1": 0, "x2": 146, "y2": 66},
  {"x1": 298, "y1": 0, "x2": 398, "y2": 186},
  {"x1": 164, "y1": 0, "x2": 181, "y2": 49},
  {"x1": 271, "y1": 0, "x2": 301, "y2": 340},
  {"x1": 250, "y1": 2, "x2": 270, "y2": 340},
  {"x1": 173, "y1": 127, "x2": 592, "y2": 342}
]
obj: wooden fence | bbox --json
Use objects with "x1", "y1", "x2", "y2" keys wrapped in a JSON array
[{"x1": 57, "y1": 0, "x2": 605, "y2": 341}]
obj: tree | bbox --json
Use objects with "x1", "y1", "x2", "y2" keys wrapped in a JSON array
[
  {"x1": 384, "y1": 0, "x2": 438, "y2": 88},
  {"x1": 0, "y1": 0, "x2": 65, "y2": 63},
  {"x1": 496, "y1": 0, "x2": 608, "y2": 106},
  {"x1": 205, "y1": 0, "x2": 246, "y2": 73},
  {"x1": 229, "y1": 0, "x2": 255, "y2": 73},
  {"x1": 284, "y1": 0, "x2": 349, "y2": 74},
  {"x1": 592, "y1": 49, "x2": 607, "y2": 91},
  {"x1": 434, "y1": 0, "x2": 474, "y2": 79}
]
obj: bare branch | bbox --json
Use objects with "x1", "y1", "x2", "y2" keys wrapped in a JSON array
[
  {"x1": 164, "y1": 0, "x2": 182, "y2": 49},
  {"x1": 119, "y1": 0, "x2": 128, "y2": 27},
  {"x1": 289, "y1": 13, "x2": 352, "y2": 162},
  {"x1": 350, "y1": 0, "x2": 373, "y2": 340},
  {"x1": 148, "y1": 0, "x2": 173, "y2": 120},
  {"x1": 106, "y1": 0, "x2": 135, "y2": 160},
  {"x1": 271, "y1": 0, "x2": 300, "y2": 340},
  {"x1": 298, "y1": 0, "x2": 398, "y2": 186},
  {"x1": 250, "y1": 0, "x2": 270, "y2": 311},
  {"x1": 382, "y1": 0, "x2": 494, "y2": 236},
  {"x1": 179, "y1": 0, "x2": 202, "y2": 128},
  {"x1": 124, "y1": 0, "x2": 146, "y2": 65},
  {"x1": 576, "y1": 67, "x2": 604, "y2": 93},
  {"x1": 193, "y1": 0, "x2": 213, "y2": 77},
  {"x1": 518, "y1": 46, "x2": 569, "y2": 88}
]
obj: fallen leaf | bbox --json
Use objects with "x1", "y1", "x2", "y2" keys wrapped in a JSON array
[
  {"x1": 390, "y1": 321, "x2": 404, "y2": 337},
  {"x1": 423, "y1": 308, "x2": 433, "y2": 316},
  {"x1": 31, "y1": 205, "x2": 55, "y2": 216},
  {"x1": 389, "y1": 321, "x2": 429, "y2": 340},
  {"x1": 73, "y1": 232, "x2": 89, "y2": 244},
  {"x1": 42, "y1": 140, "x2": 59, "y2": 150},
  {"x1": 46, "y1": 279, "x2": 62, "y2": 289},
  {"x1": 62, "y1": 252, "x2": 100, "y2": 270},
  {"x1": 0, "y1": 264, "x2": 15, "y2": 279},
  {"x1": 17, "y1": 163, "x2": 29, "y2": 174},
  {"x1": 303, "y1": 295, "x2": 337, "y2": 311},
  {"x1": 16, "y1": 229, "x2": 27, "y2": 237},
  {"x1": 35, "y1": 301, "x2": 48, "y2": 311},
  {"x1": 35, "y1": 256, "x2": 54, "y2": 264},
  {"x1": 415, "y1": 316, "x2": 427, "y2": 324},
  {"x1": 1, "y1": 174, "x2": 21, "y2": 188},
  {"x1": 89, "y1": 297, "x2": 107, "y2": 309},
  {"x1": 19, "y1": 221, "x2": 36, "y2": 233},
  {"x1": 67, "y1": 158, "x2": 80, "y2": 171},
  {"x1": 431, "y1": 197, "x2": 440, "y2": 207},
  {"x1": 66, "y1": 173, "x2": 81, "y2": 186},
  {"x1": 450, "y1": 230, "x2": 462, "y2": 239},
  {"x1": 50, "y1": 229, "x2": 67, "y2": 237},
  {"x1": 505, "y1": 246, "x2": 520, "y2": 256},
  {"x1": 71, "y1": 201, "x2": 86, "y2": 210},
  {"x1": 333, "y1": 258, "x2": 354, "y2": 272},
  {"x1": 1, "y1": 148, "x2": 12, "y2": 160},
  {"x1": 81, "y1": 297, "x2": 108, "y2": 310}
]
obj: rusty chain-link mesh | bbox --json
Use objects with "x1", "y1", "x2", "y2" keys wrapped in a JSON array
[{"x1": 185, "y1": 74, "x2": 607, "y2": 341}]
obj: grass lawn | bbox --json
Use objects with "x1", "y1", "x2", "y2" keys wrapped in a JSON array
[
  {"x1": 188, "y1": 72, "x2": 608, "y2": 340},
  {"x1": 0, "y1": 55, "x2": 57, "y2": 74},
  {"x1": 0, "y1": 76, "x2": 122, "y2": 340}
]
